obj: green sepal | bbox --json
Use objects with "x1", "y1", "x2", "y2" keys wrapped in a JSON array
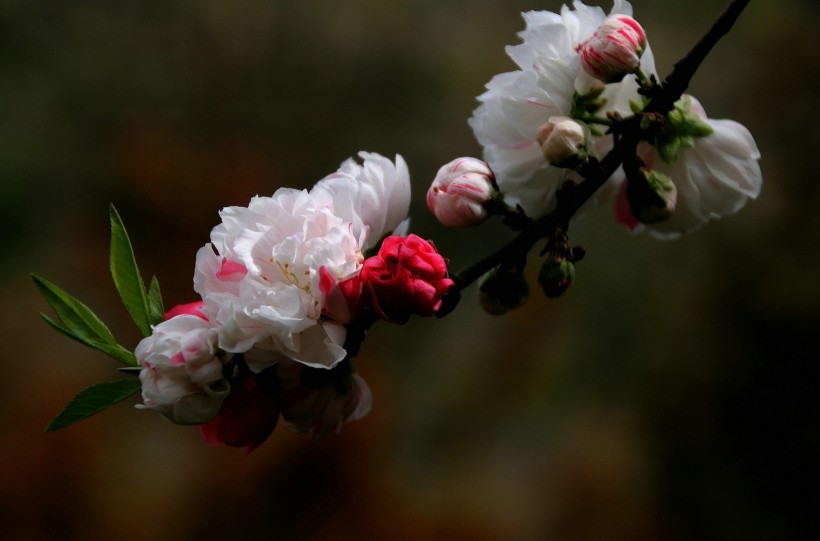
[
  {"x1": 31, "y1": 274, "x2": 137, "y2": 366},
  {"x1": 654, "y1": 98, "x2": 714, "y2": 163},
  {"x1": 571, "y1": 87, "x2": 607, "y2": 118},
  {"x1": 109, "y1": 204, "x2": 154, "y2": 337},
  {"x1": 657, "y1": 136, "x2": 686, "y2": 163},
  {"x1": 630, "y1": 97, "x2": 649, "y2": 114},
  {"x1": 645, "y1": 170, "x2": 676, "y2": 196},
  {"x1": 45, "y1": 379, "x2": 142, "y2": 432},
  {"x1": 667, "y1": 100, "x2": 714, "y2": 138}
]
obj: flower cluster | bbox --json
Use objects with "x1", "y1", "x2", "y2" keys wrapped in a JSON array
[
  {"x1": 134, "y1": 152, "x2": 454, "y2": 450},
  {"x1": 452, "y1": 0, "x2": 761, "y2": 238}
]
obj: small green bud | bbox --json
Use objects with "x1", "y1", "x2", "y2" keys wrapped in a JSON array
[
  {"x1": 478, "y1": 265, "x2": 530, "y2": 315},
  {"x1": 627, "y1": 169, "x2": 677, "y2": 224},
  {"x1": 538, "y1": 254, "x2": 575, "y2": 299}
]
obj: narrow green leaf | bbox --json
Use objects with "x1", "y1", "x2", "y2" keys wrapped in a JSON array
[
  {"x1": 109, "y1": 204, "x2": 152, "y2": 337},
  {"x1": 88, "y1": 343, "x2": 137, "y2": 366},
  {"x1": 117, "y1": 366, "x2": 143, "y2": 374},
  {"x1": 147, "y1": 276, "x2": 165, "y2": 326},
  {"x1": 39, "y1": 313, "x2": 137, "y2": 366},
  {"x1": 32, "y1": 273, "x2": 118, "y2": 346},
  {"x1": 45, "y1": 379, "x2": 142, "y2": 432}
]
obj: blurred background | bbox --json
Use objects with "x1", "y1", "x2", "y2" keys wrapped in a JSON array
[{"x1": 2, "y1": 0, "x2": 818, "y2": 539}]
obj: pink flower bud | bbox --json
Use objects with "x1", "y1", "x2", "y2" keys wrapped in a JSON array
[
  {"x1": 536, "y1": 117, "x2": 587, "y2": 166},
  {"x1": 427, "y1": 157, "x2": 495, "y2": 227},
  {"x1": 360, "y1": 234, "x2": 455, "y2": 324},
  {"x1": 577, "y1": 15, "x2": 646, "y2": 83}
]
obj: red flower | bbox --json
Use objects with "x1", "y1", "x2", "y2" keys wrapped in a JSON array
[
  {"x1": 198, "y1": 370, "x2": 279, "y2": 453},
  {"x1": 360, "y1": 234, "x2": 454, "y2": 324}
]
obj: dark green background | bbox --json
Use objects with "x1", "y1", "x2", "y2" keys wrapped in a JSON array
[{"x1": 2, "y1": 1, "x2": 818, "y2": 539}]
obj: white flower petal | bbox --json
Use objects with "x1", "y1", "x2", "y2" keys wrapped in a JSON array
[{"x1": 311, "y1": 152, "x2": 411, "y2": 249}]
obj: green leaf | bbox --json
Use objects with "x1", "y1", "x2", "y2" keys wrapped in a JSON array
[
  {"x1": 32, "y1": 274, "x2": 137, "y2": 366},
  {"x1": 45, "y1": 379, "x2": 142, "y2": 432},
  {"x1": 147, "y1": 276, "x2": 165, "y2": 326},
  {"x1": 40, "y1": 313, "x2": 137, "y2": 366},
  {"x1": 109, "y1": 204, "x2": 152, "y2": 337},
  {"x1": 32, "y1": 274, "x2": 118, "y2": 345},
  {"x1": 117, "y1": 366, "x2": 143, "y2": 374}
]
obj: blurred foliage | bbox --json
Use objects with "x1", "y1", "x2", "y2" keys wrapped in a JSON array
[{"x1": 2, "y1": 0, "x2": 819, "y2": 539}]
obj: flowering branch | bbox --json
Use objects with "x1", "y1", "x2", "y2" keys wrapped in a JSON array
[
  {"x1": 34, "y1": 0, "x2": 762, "y2": 451},
  {"x1": 444, "y1": 0, "x2": 753, "y2": 305}
]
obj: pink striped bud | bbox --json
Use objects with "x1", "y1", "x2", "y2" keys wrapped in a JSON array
[
  {"x1": 427, "y1": 157, "x2": 495, "y2": 227},
  {"x1": 577, "y1": 15, "x2": 646, "y2": 83}
]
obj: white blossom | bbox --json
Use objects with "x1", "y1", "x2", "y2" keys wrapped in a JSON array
[
  {"x1": 616, "y1": 95, "x2": 762, "y2": 238},
  {"x1": 469, "y1": 1, "x2": 656, "y2": 218},
  {"x1": 194, "y1": 153, "x2": 410, "y2": 371}
]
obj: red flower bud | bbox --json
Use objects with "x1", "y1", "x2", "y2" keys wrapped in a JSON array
[
  {"x1": 360, "y1": 234, "x2": 455, "y2": 324},
  {"x1": 198, "y1": 370, "x2": 279, "y2": 453}
]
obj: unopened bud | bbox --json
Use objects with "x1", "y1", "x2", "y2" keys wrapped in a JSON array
[
  {"x1": 577, "y1": 15, "x2": 646, "y2": 83},
  {"x1": 536, "y1": 117, "x2": 587, "y2": 167},
  {"x1": 538, "y1": 253, "x2": 575, "y2": 298},
  {"x1": 627, "y1": 169, "x2": 677, "y2": 224},
  {"x1": 427, "y1": 157, "x2": 495, "y2": 227},
  {"x1": 478, "y1": 265, "x2": 529, "y2": 315}
]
